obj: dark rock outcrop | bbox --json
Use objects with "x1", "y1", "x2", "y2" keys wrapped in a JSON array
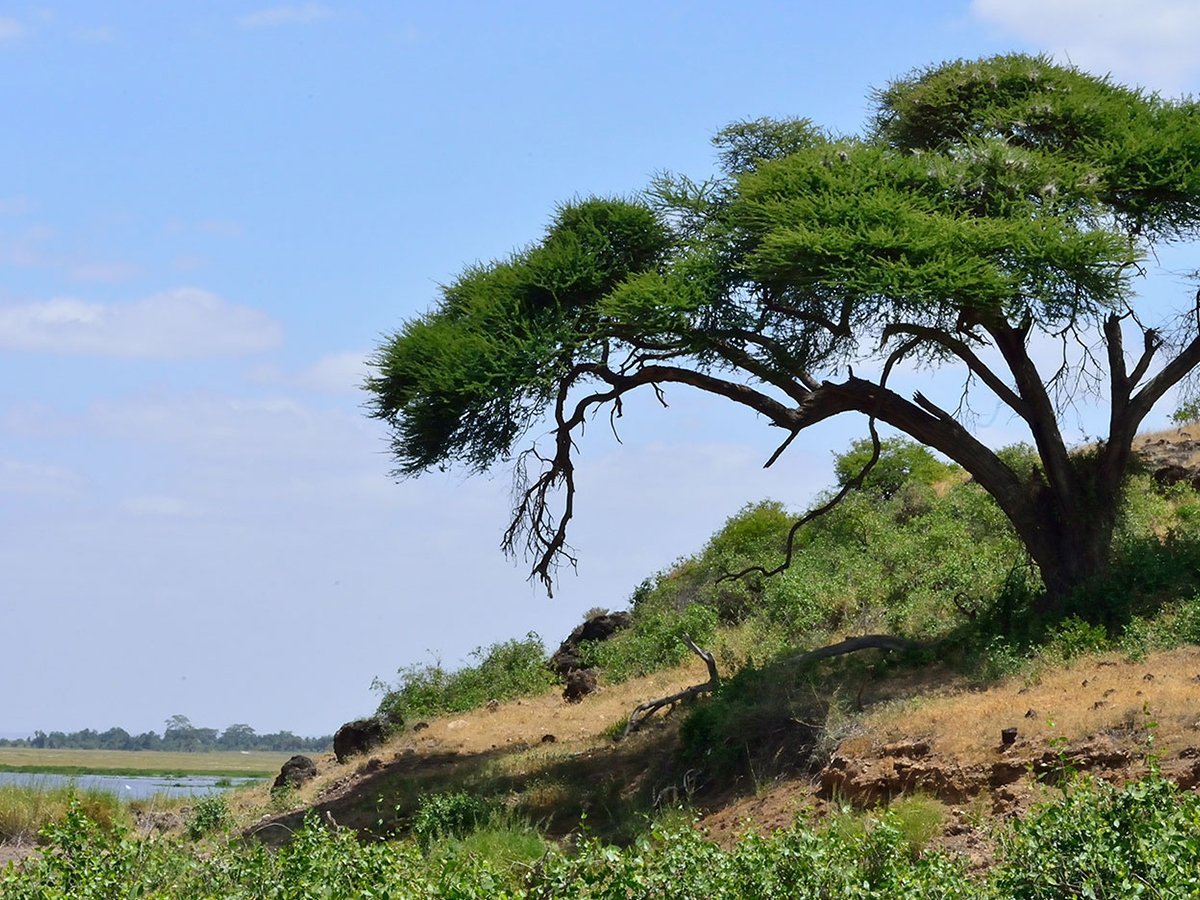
[
  {"x1": 549, "y1": 611, "x2": 632, "y2": 677},
  {"x1": 333, "y1": 718, "x2": 387, "y2": 763},
  {"x1": 563, "y1": 668, "x2": 598, "y2": 703},
  {"x1": 272, "y1": 754, "x2": 318, "y2": 792}
]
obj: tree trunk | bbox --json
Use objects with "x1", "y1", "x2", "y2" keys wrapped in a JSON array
[{"x1": 1008, "y1": 474, "x2": 1121, "y2": 615}]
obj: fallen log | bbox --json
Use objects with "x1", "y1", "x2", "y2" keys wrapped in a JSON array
[{"x1": 787, "y1": 634, "x2": 922, "y2": 666}]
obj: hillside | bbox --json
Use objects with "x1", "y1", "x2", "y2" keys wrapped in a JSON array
[
  {"x1": 232, "y1": 426, "x2": 1200, "y2": 870},
  {"x1": 8, "y1": 427, "x2": 1200, "y2": 894}
]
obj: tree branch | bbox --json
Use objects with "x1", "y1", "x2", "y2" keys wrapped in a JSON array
[
  {"x1": 786, "y1": 634, "x2": 923, "y2": 666},
  {"x1": 718, "y1": 419, "x2": 882, "y2": 583},
  {"x1": 882, "y1": 322, "x2": 1030, "y2": 419},
  {"x1": 621, "y1": 634, "x2": 720, "y2": 738}
]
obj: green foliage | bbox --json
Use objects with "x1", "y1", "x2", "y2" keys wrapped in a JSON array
[
  {"x1": 8, "y1": 778, "x2": 1200, "y2": 898},
  {"x1": 185, "y1": 793, "x2": 231, "y2": 840},
  {"x1": 374, "y1": 632, "x2": 556, "y2": 722},
  {"x1": 580, "y1": 602, "x2": 718, "y2": 683},
  {"x1": 1172, "y1": 398, "x2": 1200, "y2": 425},
  {"x1": 1044, "y1": 615, "x2": 1110, "y2": 661},
  {"x1": 366, "y1": 198, "x2": 671, "y2": 476},
  {"x1": 368, "y1": 52, "x2": 1200, "y2": 607},
  {"x1": 995, "y1": 773, "x2": 1200, "y2": 897},
  {"x1": 834, "y1": 437, "x2": 954, "y2": 499},
  {"x1": 411, "y1": 790, "x2": 490, "y2": 848}
]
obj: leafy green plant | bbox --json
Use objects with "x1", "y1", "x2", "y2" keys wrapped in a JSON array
[
  {"x1": 995, "y1": 773, "x2": 1200, "y2": 897},
  {"x1": 185, "y1": 793, "x2": 230, "y2": 840},
  {"x1": 580, "y1": 602, "x2": 718, "y2": 683},
  {"x1": 411, "y1": 790, "x2": 490, "y2": 848},
  {"x1": 374, "y1": 632, "x2": 557, "y2": 722}
]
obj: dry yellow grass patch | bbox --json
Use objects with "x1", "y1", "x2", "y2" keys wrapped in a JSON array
[
  {"x1": 394, "y1": 658, "x2": 711, "y2": 757},
  {"x1": 843, "y1": 647, "x2": 1200, "y2": 763}
]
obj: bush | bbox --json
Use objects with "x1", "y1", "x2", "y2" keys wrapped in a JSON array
[
  {"x1": 834, "y1": 436, "x2": 954, "y2": 499},
  {"x1": 995, "y1": 773, "x2": 1200, "y2": 897},
  {"x1": 411, "y1": 790, "x2": 490, "y2": 848},
  {"x1": 581, "y1": 602, "x2": 718, "y2": 683},
  {"x1": 185, "y1": 794, "x2": 230, "y2": 840},
  {"x1": 374, "y1": 632, "x2": 557, "y2": 721}
]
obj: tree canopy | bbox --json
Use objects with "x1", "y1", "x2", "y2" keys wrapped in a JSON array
[{"x1": 367, "y1": 55, "x2": 1200, "y2": 609}]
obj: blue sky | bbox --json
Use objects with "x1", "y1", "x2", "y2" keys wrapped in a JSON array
[{"x1": 2, "y1": 2, "x2": 1199, "y2": 738}]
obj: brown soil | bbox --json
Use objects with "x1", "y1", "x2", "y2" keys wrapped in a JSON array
[{"x1": 0, "y1": 841, "x2": 36, "y2": 870}]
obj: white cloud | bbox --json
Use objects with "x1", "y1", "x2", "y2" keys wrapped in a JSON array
[
  {"x1": 0, "y1": 288, "x2": 282, "y2": 358},
  {"x1": 0, "y1": 17, "x2": 24, "y2": 42},
  {"x1": 237, "y1": 3, "x2": 332, "y2": 29},
  {"x1": 0, "y1": 458, "x2": 84, "y2": 497},
  {"x1": 249, "y1": 350, "x2": 368, "y2": 394},
  {"x1": 971, "y1": 0, "x2": 1200, "y2": 93}
]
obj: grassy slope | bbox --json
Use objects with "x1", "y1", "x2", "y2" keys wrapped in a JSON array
[{"x1": 234, "y1": 426, "x2": 1200, "y2": 855}]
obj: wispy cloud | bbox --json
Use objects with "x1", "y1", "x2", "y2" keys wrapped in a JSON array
[
  {"x1": 249, "y1": 350, "x2": 368, "y2": 394},
  {"x1": 237, "y1": 3, "x2": 332, "y2": 29},
  {"x1": 971, "y1": 0, "x2": 1200, "y2": 93},
  {"x1": 0, "y1": 288, "x2": 282, "y2": 358},
  {"x1": 69, "y1": 261, "x2": 141, "y2": 284},
  {"x1": 0, "y1": 457, "x2": 84, "y2": 497},
  {"x1": 0, "y1": 17, "x2": 25, "y2": 43}
]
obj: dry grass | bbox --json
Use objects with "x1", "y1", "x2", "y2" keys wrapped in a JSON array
[
  {"x1": 0, "y1": 782, "x2": 127, "y2": 844},
  {"x1": 1134, "y1": 425, "x2": 1200, "y2": 470},
  {"x1": 841, "y1": 646, "x2": 1200, "y2": 763},
  {"x1": 0, "y1": 748, "x2": 293, "y2": 777},
  {"x1": 230, "y1": 661, "x2": 714, "y2": 830}
]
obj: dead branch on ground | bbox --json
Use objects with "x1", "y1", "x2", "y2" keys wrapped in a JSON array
[{"x1": 622, "y1": 634, "x2": 720, "y2": 739}]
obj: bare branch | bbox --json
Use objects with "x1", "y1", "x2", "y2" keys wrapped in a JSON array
[
  {"x1": 881, "y1": 322, "x2": 1029, "y2": 419},
  {"x1": 622, "y1": 634, "x2": 720, "y2": 738},
  {"x1": 718, "y1": 418, "x2": 882, "y2": 584}
]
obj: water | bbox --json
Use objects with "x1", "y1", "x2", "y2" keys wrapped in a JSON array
[{"x1": 0, "y1": 770, "x2": 262, "y2": 801}]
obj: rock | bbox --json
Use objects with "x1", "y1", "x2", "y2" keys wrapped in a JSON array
[
  {"x1": 541, "y1": 733, "x2": 557, "y2": 743},
  {"x1": 563, "y1": 668, "x2": 598, "y2": 703},
  {"x1": 333, "y1": 718, "x2": 387, "y2": 763},
  {"x1": 272, "y1": 755, "x2": 318, "y2": 792},
  {"x1": 879, "y1": 739, "x2": 930, "y2": 758},
  {"x1": 486, "y1": 699, "x2": 500, "y2": 712},
  {"x1": 1154, "y1": 464, "x2": 1192, "y2": 487},
  {"x1": 548, "y1": 611, "x2": 632, "y2": 677},
  {"x1": 1000, "y1": 727, "x2": 1018, "y2": 748}
]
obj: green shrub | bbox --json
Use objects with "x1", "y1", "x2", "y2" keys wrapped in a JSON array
[
  {"x1": 185, "y1": 793, "x2": 230, "y2": 840},
  {"x1": 411, "y1": 790, "x2": 490, "y2": 848},
  {"x1": 995, "y1": 773, "x2": 1200, "y2": 897},
  {"x1": 581, "y1": 602, "x2": 718, "y2": 683},
  {"x1": 833, "y1": 436, "x2": 955, "y2": 499},
  {"x1": 374, "y1": 632, "x2": 556, "y2": 721},
  {"x1": 1044, "y1": 615, "x2": 1110, "y2": 661}
]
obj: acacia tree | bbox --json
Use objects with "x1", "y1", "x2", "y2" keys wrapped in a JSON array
[{"x1": 367, "y1": 55, "x2": 1200, "y2": 612}]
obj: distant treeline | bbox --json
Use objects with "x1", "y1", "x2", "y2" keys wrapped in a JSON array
[{"x1": 0, "y1": 715, "x2": 332, "y2": 753}]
